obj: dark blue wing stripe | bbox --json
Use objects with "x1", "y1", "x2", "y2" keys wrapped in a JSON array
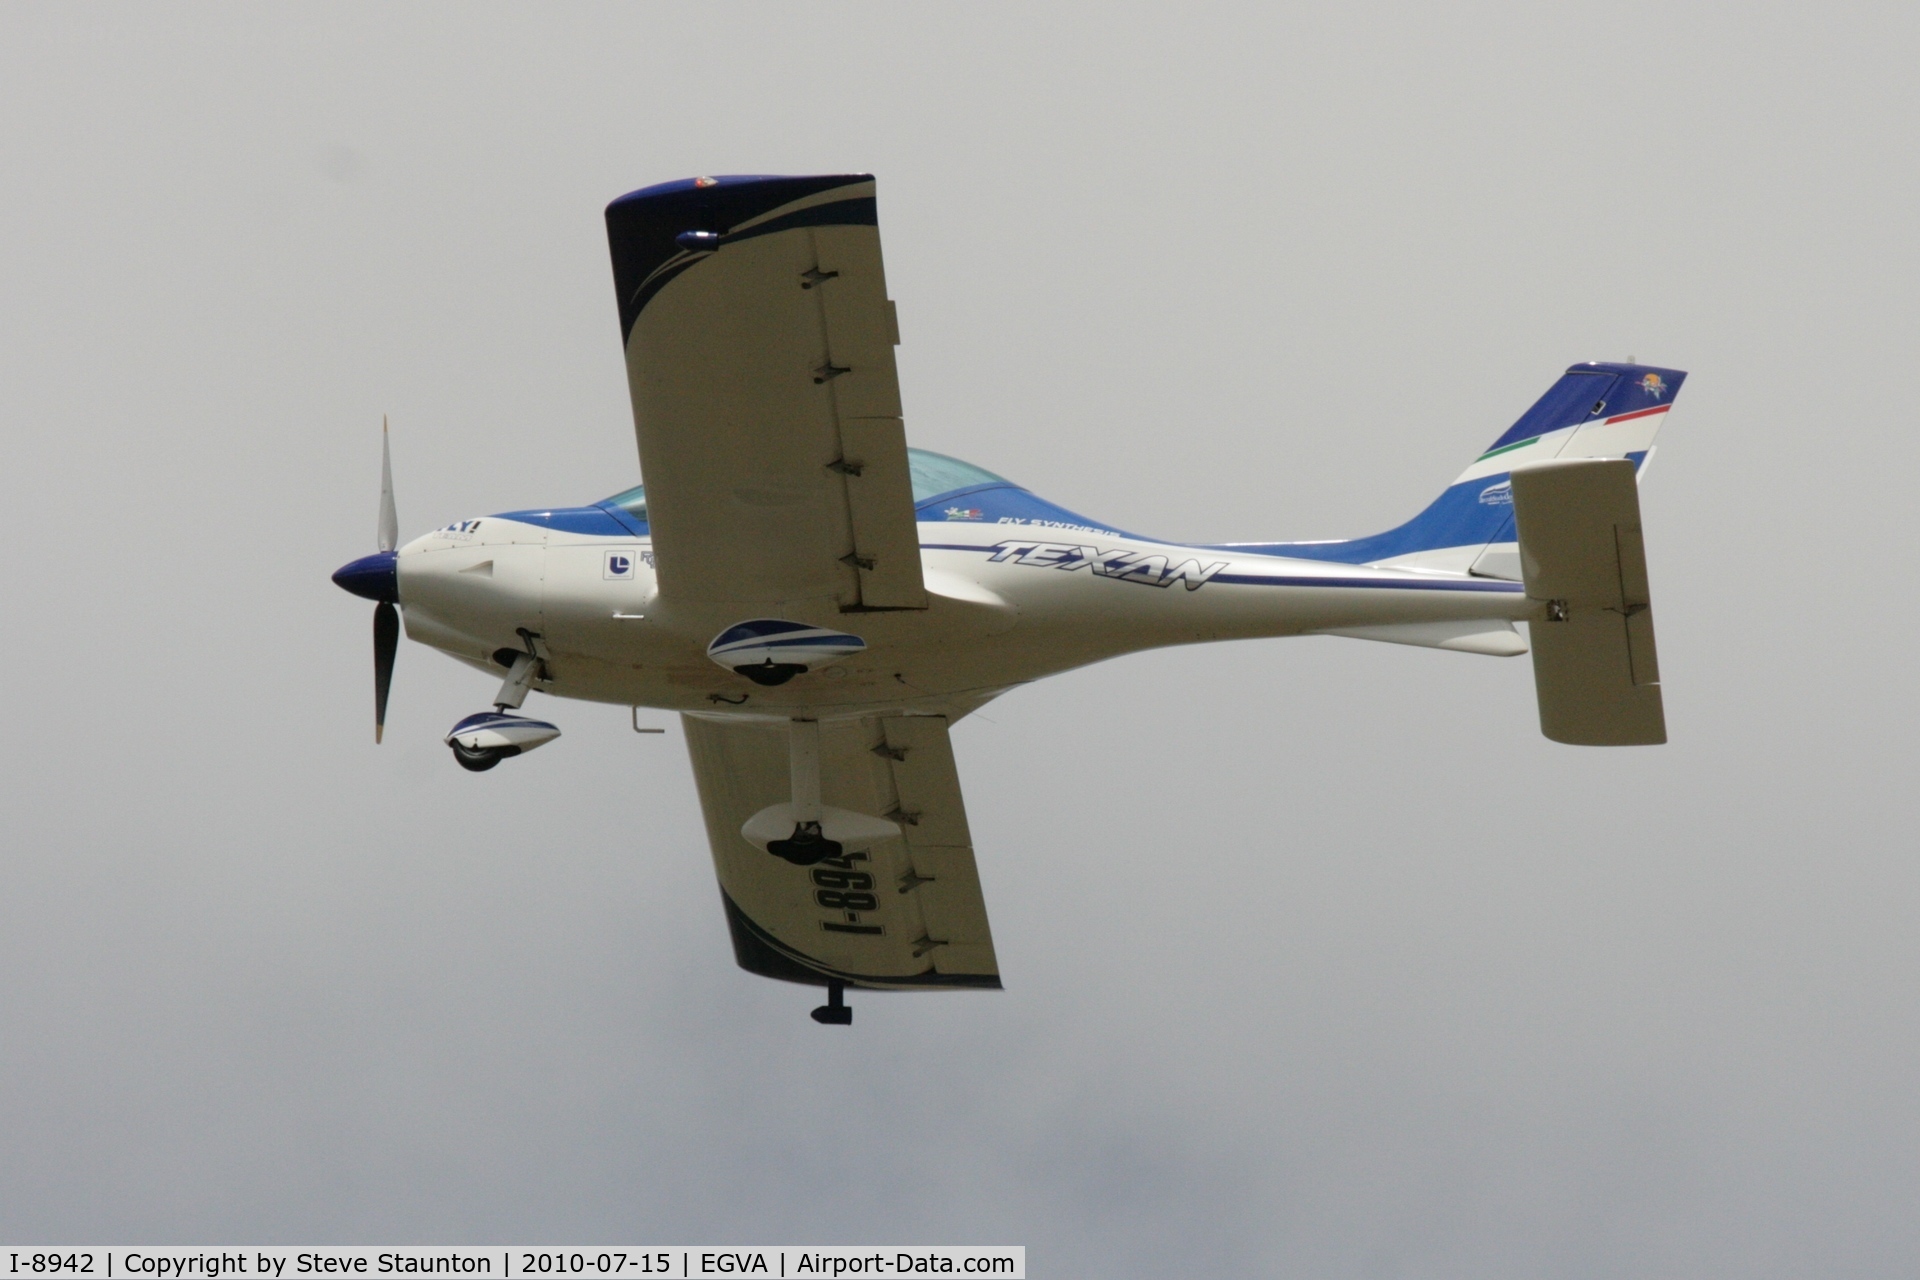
[{"x1": 605, "y1": 173, "x2": 874, "y2": 342}]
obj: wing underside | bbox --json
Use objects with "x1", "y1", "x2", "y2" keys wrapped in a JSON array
[
  {"x1": 607, "y1": 175, "x2": 926, "y2": 611},
  {"x1": 682, "y1": 713, "x2": 1000, "y2": 990}
]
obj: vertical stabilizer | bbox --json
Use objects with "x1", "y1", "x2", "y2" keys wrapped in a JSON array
[{"x1": 1248, "y1": 362, "x2": 1686, "y2": 574}]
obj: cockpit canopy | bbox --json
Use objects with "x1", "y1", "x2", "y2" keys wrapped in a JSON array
[
  {"x1": 601, "y1": 483, "x2": 649, "y2": 522},
  {"x1": 906, "y1": 449, "x2": 1008, "y2": 503},
  {"x1": 596, "y1": 448, "x2": 1011, "y2": 522}
]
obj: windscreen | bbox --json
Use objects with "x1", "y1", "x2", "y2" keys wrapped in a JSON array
[
  {"x1": 600, "y1": 484, "x2": 647, "y2": 520},
  {"x1": 908, "y1": 449, "x2": 1009, "y2": 503},
  {"x1": 603, "y1": 451, "x2": 1006, "y2": 517}
]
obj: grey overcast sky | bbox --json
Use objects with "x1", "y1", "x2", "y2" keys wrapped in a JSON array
[{"x1": 2, "y1": 3, "x2": 1916, "y2": 1274}]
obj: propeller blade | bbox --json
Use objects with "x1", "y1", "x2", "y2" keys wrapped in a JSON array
[
  {"x1": 377, "y1": 416, "x2": 399, "y2": 553},
  {"x1": 373, "y1": 599, "x2": 399, "y2": 744}
]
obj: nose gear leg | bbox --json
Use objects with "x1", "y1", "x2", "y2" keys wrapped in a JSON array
[
  {"x1": 492, "y1": 628, "x2": 548, "y2": 710},
  {"x1": 493, "y1": 652, "x2": 540, "y2": 710},
  {"x1": 444, "y1": 629, "x2": 560, "y2": 771}
]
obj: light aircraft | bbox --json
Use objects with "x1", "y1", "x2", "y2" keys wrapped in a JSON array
[{"x1": 333, "y1": 173, "x2": 1685, "y2": 1024}]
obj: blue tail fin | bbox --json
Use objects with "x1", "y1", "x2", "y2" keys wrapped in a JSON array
[{"x1": 1254, "y1": 362, "x2": 1686, "y2": 572}]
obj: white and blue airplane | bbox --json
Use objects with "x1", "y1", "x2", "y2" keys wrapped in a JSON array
[{"x1": 333, "y1": 174, "x2": 1685, "y2": 1024}]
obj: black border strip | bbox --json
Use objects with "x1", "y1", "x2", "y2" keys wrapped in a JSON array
[
  {"x1": 721, "y1": 889, "x2": 1002, "y2": 991},
  {"x1": 606, "y1": 174, "x2": 874, "y2": 342}
]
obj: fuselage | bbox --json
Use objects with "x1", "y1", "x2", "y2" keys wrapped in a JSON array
[{"x1": 396, "y1": 492, "x2": 1528, "y2": 725}]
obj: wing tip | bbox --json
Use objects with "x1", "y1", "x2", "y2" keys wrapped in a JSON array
[
  {"x1": 608, "y1": 172, "x2": 873, "y2": 210},
  {"x1": 721, "y1": 891, "x2": 1001, "y2": 991}
]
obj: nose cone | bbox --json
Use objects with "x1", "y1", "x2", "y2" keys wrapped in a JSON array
[{"x1": 332, "y1": 550, "x2": 399, "y2": 603}]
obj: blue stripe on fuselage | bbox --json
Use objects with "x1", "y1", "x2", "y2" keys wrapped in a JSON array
[
  {"x1": 918, "y1": 541, "x2": 1524, "y2": 592},
  {"x1": 1220, "y1": 449, "x2": 1645, "y2": 564},
  {"x1": 487, "y1": 505, "x2": 649, "y2": 536}
]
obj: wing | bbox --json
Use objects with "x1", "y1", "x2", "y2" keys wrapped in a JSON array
[
  {"x1": 681, "y1": 713, "x2": 1000, "y2": 991},
  {"x1": 605, "y1": 174, "x2": 926, "y2": 611}
]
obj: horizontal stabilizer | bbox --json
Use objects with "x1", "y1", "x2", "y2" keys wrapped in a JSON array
[{"x1": 1511, "y1": 459, "x2": 1664, "y2": 745}]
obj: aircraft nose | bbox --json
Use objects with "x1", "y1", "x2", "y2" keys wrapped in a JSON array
[{"x1": 332, "y1": 550, "x2": 399, "y2": 603}]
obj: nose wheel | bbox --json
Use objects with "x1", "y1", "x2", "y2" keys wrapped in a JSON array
[
  {"x1": 451, "y1": 740, "x2": 508, "y2": 772},
  {"x1": 444, "y1": 633, "x2": 562, "y2": 771}
]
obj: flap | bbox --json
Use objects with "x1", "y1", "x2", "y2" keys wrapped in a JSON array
[
  {"x1": 1510, "y1": 459, "x2": 1665, "y2": 745},
  {"x1": 681, "y1": 712, "x2": 1000, "y2": 990},
  {"x1": 606, "y1": 175, "x2": 927, "y2": 611}
]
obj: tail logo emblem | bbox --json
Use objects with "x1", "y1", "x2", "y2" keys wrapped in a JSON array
[
  {"x1": 1639, "y1": 373, "x2": 1667, "y2": 398},
  {"x1": 1479, "y1": 480, "x2": 1513, "y2": 506}
]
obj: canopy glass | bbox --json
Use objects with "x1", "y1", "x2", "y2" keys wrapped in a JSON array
[{"x1": 598, "y1": 449, "x2": 1010, "y2": 520}]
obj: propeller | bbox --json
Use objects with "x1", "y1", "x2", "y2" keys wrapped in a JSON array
[
  {"x1": 331, "y1": 417, "x2": 403, "y2": 743},
  {"x1": 372, "y1": 419, "x2": 399, "y2": 742},
  {"x1": 373, "y1": 596, "x2": 398, "y2": 742},
  {"x1": 378, "y1": 414, "x2": 398, "y2": 554},
  {"x1": 374, "y1": 419, "x2": 398, "y2": 743}
]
